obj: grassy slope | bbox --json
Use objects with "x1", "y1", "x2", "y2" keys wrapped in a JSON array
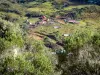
[
  {"x1": 3, "y1": 2, "x2": 99, "y2": 46},
  {"x1": 30, "y1": 4, "x2": 100, "y2": 41}
]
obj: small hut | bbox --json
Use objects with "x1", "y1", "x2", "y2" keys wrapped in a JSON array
[{"x1": 68, "y1": 20, "x2": 79, "y2": 24}]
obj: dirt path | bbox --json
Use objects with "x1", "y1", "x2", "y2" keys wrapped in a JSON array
[
  {"x1": 28, "y1": 29, "x2": 44, "y2": 40},
  {"x1": 57, "y1": 19, "x2": 66, "y2": 24}
]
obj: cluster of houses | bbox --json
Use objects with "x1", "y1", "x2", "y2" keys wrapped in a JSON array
[
  {"x1": 25, "y1": 15, "x2": 48, "y2": 28},
  {"x1": 26, "y1": 14, "x2": 79, "y2": 29},
  {"x1": 56, "y1": 13, "x2": 79, "y2": 24}
]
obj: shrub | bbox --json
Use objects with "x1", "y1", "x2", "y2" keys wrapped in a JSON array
[
  {"x1": 0, "y1": 39, "x2": 54, "y2": 75},
  {"x1": 92, "y1": 30, "x2": 100, "y2": 47},
  {"x1": 0, "y1": 53, "x2": 35, "y2": 75},
  {"x1": 24, "y1": 39, "x2": 55, "y2": 75},
  {"x1": 60, "y1": 28, "x2": 100, "y2": 75},
  {"x1": 24, "y1": 2, "x2": 39, "y2": 8},
  {"x1": 0, "y1": 18, "x2": 24, "y2": 52},
  {"x1": 33, "y1": 53, "x2": 54, "y2": 75},
  {"x1": 5, "y1": 13, "x2": 20, "y2": 22},
  {"x1": 27, "y1": 2, "x2": 57, "y2": 17},
  {"x1": 64, "y1": 28, "x2": 94, "y2": 51}
]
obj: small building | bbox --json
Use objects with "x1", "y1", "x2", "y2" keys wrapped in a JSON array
[
  {"x1": 54, "y1": 26, "x2": 61, "y2": 29},
  {"x1": 68, "y1": 20, "x2": 79, "y2": 24},
  {"x1": 63, "y1": 34, "x2": 70, "y2": 37},
  {"x1": 39, "y1": 20, "x2": 47, "y2": 25},
  {"x1": 41, "y1": 16, "x2": 47, "y2": 21}
]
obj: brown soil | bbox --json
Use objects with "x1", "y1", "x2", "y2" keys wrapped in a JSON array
[
  {"x1": 57, "y1": 19, "x2": 66, "y2": 24},
  {"x1": 28, "y1": 29, "x2": 44, "y2": 40}
]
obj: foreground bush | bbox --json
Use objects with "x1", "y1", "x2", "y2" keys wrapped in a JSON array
[
  {"x1": 0, "y1": 40, "x2": 54, "y2": 75},
  {"x1": 0, "y1": 18, "x2": 24, "y2": 52},
  {"x1": 64, "y1": 28, "x2": 94, "y2": 51},
  {"x1": 58, "y1": 28, "x2": 100, "y2": 75}
]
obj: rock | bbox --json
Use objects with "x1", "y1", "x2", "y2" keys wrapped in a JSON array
[{"x1": 51, "y1": 52, "x2": 56, "y2": 54}]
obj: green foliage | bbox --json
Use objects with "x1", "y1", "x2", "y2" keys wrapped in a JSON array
[
  {"x1": 62, "y1": 61, "x2": 100, "y2": 75},
  {"x1": 0, "y1": 38, "x2": 8, "y2": 52},
  {"x1": 0, "y1": 1, "x2": 12, "y2": 9},
  {"x1": 60, "y1": 28, "x2": 100, "y2": 75},
  {"x1": 0, "y1": 1, "x2": 26, "y2": 16},
  {"x1": 24, "y1": 2, "x2": 40, "y2": 8},
  {"x1": 0, "y1": 1, "x2": 100, "y2": 75},
  {"x1": 0, "y1": 53, "x2": 34, "y2": 75},
  {"x1": 64, "y1": 28, "x2": 94, "y2": 51},
  {"x1": 50, "y1": 31, "x2": 62, "y2": 41},
  {"x1": 62, "y1": 5, "x2": 100, "y2": 19},
  {"x1": 0, "y1": 12, "x2": 21, "y2": 22},
  {"x1": 27, "y1": 2, "x2": 57, "y2": 17},
  {"x1": 92, "y1": 30, "x2": 100, "y2": 47},
  {"x1": 34, "y1": 53, "x2": 54, "y2": 75},
  {"x1": 40, "y1": 2, "x2": 57, "y2": 16},
  {"x1": 0, "y1": 18, "x2": 24, "y2": 52},
  {"x1": 31, "y1": 41, "x2": 54, "y2": 75},
  {"x1": 0, "y1": 39, "x2": 54, "y2": 75}
]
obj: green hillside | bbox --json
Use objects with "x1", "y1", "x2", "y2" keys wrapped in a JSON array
[{"x1": 0, "y1": 0, "x2": 100, "y2": 75}]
